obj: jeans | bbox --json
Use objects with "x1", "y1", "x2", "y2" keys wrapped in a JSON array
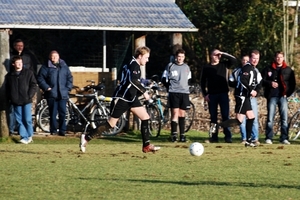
[
  {"x1": 14, "y1": 103, "x2": 33, "y2": 140},
  {"x1": 240, "y1": 97, "x2": 259, "y2": 140},
  {"x1": 9, "y1": 104, "x2": 16, "y2": 133},
  {"x1": 208, "y1": 93, "x2": 231, "y2": 140},
  {"x1": 265, "y1": 97, "x2": 288, "y2": 141},
  {"x1": 47, "y1": 98, "x2": 67, "y2": 134}
]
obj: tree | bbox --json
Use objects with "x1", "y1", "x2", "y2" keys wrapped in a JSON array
[{"x1": 177, "y1": 0, "x2": 284, "y2": 75}]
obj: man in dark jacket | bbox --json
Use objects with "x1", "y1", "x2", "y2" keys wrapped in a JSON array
[
  {"x1": 6, "y1": 55, "x2": 37, "y2": 144},
  {"x1": 262, "y1": 51, "x2": 296, "y2": 145},
  {"x1": 200, "y1": 49, "x2": 236, "y2": 143},
  {"x1": 37, "y1": 51, "x2": 73, "y2": 136}
]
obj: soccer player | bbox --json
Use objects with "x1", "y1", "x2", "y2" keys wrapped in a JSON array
[{"x1": 80, "y1": 46, "x2": 160, "y2": 153}]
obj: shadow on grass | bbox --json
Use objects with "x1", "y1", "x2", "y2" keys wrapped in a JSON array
[
  {"x1": 79, "y1": 177, "x2": 300, "y2": 190},
  {"x1": 127, "y1": 178, "x2": 300, "y2": 189}
]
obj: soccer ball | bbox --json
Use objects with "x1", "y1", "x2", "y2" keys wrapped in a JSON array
[{"x1": 189, "y1": 142, "x2": 204, "y2": 156}]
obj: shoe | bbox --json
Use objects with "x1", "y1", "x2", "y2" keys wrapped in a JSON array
[
  {"x1": 225, "y1": 139, "x2": 232, "y2": 143},
  {"x1": 58, "y1": 132, "x2": 65, "y2": 136},
  {"x1": 170, "y1": 135, "x2": 177, "y2": 142},
  {"x1": 241, "y1": 140, "x2": 247, "y2": 144},
  {"x1": 179, "y1": 135, "x2": 187, "y2": 142},
  {"x1": 142, "y1": 144, "x2": 160, "y2": 153},
  {"x1": 245, "y1": 142, "x2": 256, "y2": 147},
  {"x1": 28, "y1": 137, "x2": 33, "y2": 143},
  {"x1": 204, "y1": 139, "x2": 218, "y2": 143},
  {"x1": 281, "y1": 139, "x2": 290, "y2": 145},
  {"x1": 50, "y1": 133, "x2": 57, "y2": 135},
  {"x1": 80, "y1": 134, "x2": 88, "y2": 152},
  {"x1": 252, "y1": 140, "x2": 260, "y2": 145},
  {"x1": 20, "y1": 139, "x2": 28, "y2": 144},
  {"x1": 265, "y1": 139, "x2": 273, "y2": 144}
]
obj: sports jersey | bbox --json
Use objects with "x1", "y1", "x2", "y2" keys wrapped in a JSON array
[
  {"x1": 164, "y1": 62, "x2": 191, "y2": 94},
  {"x1": 113, "y1": 57, "x2": 146, "y2": 102},
  {"x1": 234, "y1": 63, "x2": 262, "y2": 97}
]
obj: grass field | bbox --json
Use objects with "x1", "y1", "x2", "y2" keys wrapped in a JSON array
[{"x1": 1, "y1": 130, "x2": 300, "y2": 200}]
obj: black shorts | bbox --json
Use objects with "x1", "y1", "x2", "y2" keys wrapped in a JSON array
[
  {"x1": 168, "y1": 92, "x2": 190, "y2": 110},
  {"x1": 234, "y1": 96, "x2": 252, "y2": 114},
  {"x1": 110, "y1": 97, "x2": 142, "y2": 118}
]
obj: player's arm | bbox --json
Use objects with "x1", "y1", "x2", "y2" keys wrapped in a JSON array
[{"x1": 129, "y1": 64, "x2": 147, "y2": 94}]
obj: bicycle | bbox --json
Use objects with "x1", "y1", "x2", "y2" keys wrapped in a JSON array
[
  {"x1": 37, "y1": 80, "x2": 125, "y2": 135},
  {"x1": 287, "y1": 95, "x2": 300, "y2": 140}
]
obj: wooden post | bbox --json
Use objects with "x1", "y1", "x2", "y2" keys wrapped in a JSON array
[
  {"x1": 171, "y1": 33, "x2": 182, "y2": 54},
  {"x1": 135, "y1": 35, "x2": 146, "y2": 79},
  {"x1": 0, "y1": 29, "x2": 10, "y2": 137}
]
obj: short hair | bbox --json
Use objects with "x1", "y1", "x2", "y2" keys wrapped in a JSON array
[
  {"x1": 133, "y1": 46, "x2": 150, "y2": 58},
  {"x1": 250, "y1": 49, "x2": 260, "y2": 57},
  {"x1": 210, "y1": 49, "x2": 219, "y2": 55},
  {"x1": 11, "y1": 55, "x2": 22, "y2": 64},
  {"x1": 274, "y1": 51, "x2": 284, "y2": 57},
  {"x1": 13, "y1": 39, "x2": 24, "y2": 46},
  {"x1": 49, "y1": 50, "x2": 59, "y2": 59},
  {"x1": 175, "y1": 49, "x2": 185, "y2": 56}
]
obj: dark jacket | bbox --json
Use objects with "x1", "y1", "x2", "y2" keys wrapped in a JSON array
[
  {"x1": 200, "y1": 53, "x2": 236, "y2": 96},
  {"x1": 261, "y1": 61, "x2": 296, "y2": 99},
  {"x1": 5, "y1": 68, "x2": 37, "y2": 106},
  {"x1": 37, "y1": 59, "x2": 73, "y2": 100}
]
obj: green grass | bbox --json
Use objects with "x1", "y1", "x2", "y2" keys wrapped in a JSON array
[{"x1": 1, "y1": 130, "x2": 300, "y2": 200}]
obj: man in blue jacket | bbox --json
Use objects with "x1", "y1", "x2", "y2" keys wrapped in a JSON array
[{"x1": 37, "y1": 51, "x2": 73, "y2": 136}]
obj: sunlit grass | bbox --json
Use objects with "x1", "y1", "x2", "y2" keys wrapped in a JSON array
[{"x1": 1, "y1": 130, "x2": 300, "y2": 200}]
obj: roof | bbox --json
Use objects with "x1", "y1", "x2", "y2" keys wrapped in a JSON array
[{"x1": 0, "y1": 0, "x2": 198, "y2": 32}]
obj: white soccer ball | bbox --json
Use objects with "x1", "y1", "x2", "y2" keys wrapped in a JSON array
[{"x1": 189, "y1": 142, "x2": 204, "y2": 156}]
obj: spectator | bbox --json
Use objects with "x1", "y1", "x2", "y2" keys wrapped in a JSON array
[
  {"x1": 37, "y1": 51, "x2": 73, "y2": 136},
  {"x1": 219, "y1": 50, "x2": 262, "y2": 147},
  {"x1": 261, "y1": 51, "x2": 296, "y2": 144},
  {"x1": 162, "y1": 49, "x2": 191, "y2": 142},
  {"x1": 200, "y1": 49, "x2": 236, "y2": 143},
  {"x1": 9, "y1": 39, "x2": 37, "y2": 135},
  {"x1": 79, "y1": 46, "x2": 160, "y2": 153},
  {"x1": 5, "y1": 55, "x2": 37, "y2": 144}
]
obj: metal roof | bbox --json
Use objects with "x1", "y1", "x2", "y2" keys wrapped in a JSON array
[{"x1": 0, "y1": 0, "x2": 198, "y2": 32}]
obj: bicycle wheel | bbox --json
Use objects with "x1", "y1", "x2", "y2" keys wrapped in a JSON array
[
  {"x1": 90, "y1": 106, "x2": 125, "y2": 136},
  {"x1": 147, "y1": 104, "x2": 162, "y2": 137},
  {"x1": 288, "y1": 111, "x2": 300, "y2": 140},
  {"x1": 38, "y1": 105, "x2": 70, "y2": 133},
  {"x1": 185, "y1": 101, "x2": 195, "y2": 132}
]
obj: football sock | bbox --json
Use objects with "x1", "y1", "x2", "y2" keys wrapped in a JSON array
[
  {"x1": 171, "y1": 120, "x2": 178, "y2": 136},
  {"x1": 85, "y1": 121, "x2": 112, "y2": 141},
  {"x1": 246, "y1": 118, "x2": 255, "y2": 142},
  {"x1": 141, "y1": 119, "x2": 150, "y2": 147},
  {"x1": 178, "y1": 117, "x2": 185, "y2": 135}
]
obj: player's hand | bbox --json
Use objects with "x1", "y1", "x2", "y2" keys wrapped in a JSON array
[
  {"x1": 271, "y1": 81, "x2": 278, "y2": 88},
  {"x1": 251, "y1": 90, "x2": 257, "y2": 97},
  {"x1": 143, "y1": 91, "x2": 150, "y2": 100}
]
